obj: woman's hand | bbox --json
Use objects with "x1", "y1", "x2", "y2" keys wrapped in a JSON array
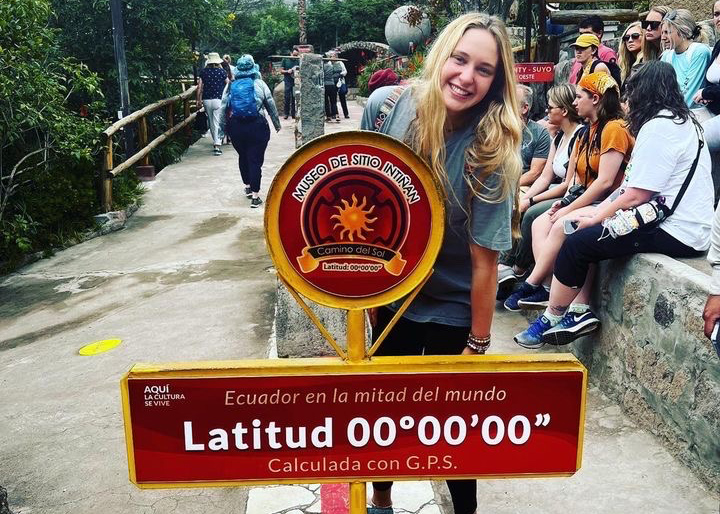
[
  {"x1": 462, "y1": 345, "x2": 482, "y2": 355},
  {"x1": 519, "y1": 197, "x2": 530, "y2": 213},
  {"x1": 546, "y1": 200, "x2": 563, "y2": 218},
  {"x1": 693, "y1": 89, "x2": 706, "y2": 104},
  {"x1": 549, "y1": 204, "x2": 570, "y2": 223},
  {"x1": 575, "y1": 214, "x2": 598, "y2": 230}
]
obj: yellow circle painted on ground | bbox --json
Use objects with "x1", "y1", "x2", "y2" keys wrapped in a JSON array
[{"x1": 78, "y1": 339, "x2": 122, "y2": 356}]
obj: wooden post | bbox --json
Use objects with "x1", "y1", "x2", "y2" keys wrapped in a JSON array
[
  {"x1": 138, "y1": 117, "x2": 149, "y2": 166},
  {"x1": 550, "y1": 10, "x2": 639, "y2": 23},
  {"x1": 525, "y1": 0, "x2": 533, "y2": 62},
  {"x1": 102, "y1": 137, "x2": 114, "y2": 212},
  {"x1": 166, "y1": 103, "x2": 175, "y2": 129},
  {"x1": 184, "y1": 99, "x2": 191, "y2": 138}
]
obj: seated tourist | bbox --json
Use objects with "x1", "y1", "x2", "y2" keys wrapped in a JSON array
[
  {"x1": 571, "y1": 34, "x2": 611, "y2": 85},
  {"x1": 498, "y1": 84, "x2": 584, "y2": 291},
  {"x1": 504, "y1": 72, "x2": 633, "y2": 312},
  {"x1": 514, "y1": 61, "x2": 713, "y2": 348},
  {"x1": 517, "y1": 84, "x2": 551, "y2": 188},
  {"x1": 618, "y1": 21, "x2": 644, "y2": 84},
  {"x1": 695, "y1": 0, "x2": 720, "y2": 151},
  {"x1": 660, "y1": 8, "x2": 711, "y2": 110},
  {"x1": 569, "y1": 16, "x2": 618, "y2": 85},
  {"x1": 642, "y1": 6, "x2": 672, "y2": 62}
]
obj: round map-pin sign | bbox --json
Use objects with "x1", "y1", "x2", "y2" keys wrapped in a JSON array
[{"x1": 265, "y1": 131, "x2": 445, "y2": 309}]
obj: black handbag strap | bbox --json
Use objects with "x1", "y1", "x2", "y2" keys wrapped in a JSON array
[{"x1": 667, "y1": 119, "x2": 704, "y2": 217}]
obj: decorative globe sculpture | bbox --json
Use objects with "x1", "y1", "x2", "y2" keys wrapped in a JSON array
[{"x1": 385, "y1": 5, "x2": 431, "y2": 56}]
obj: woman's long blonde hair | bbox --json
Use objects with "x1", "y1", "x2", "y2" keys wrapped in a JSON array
[
  {"x1": 641, "y1": 5, "x2": 671, "y2": 61},
  {"x1": 409, "y1": 12, "x2": 522, "y2": 213},
  {"x1": 618, "y1": 22, "x2": 643, "y2": 82}
]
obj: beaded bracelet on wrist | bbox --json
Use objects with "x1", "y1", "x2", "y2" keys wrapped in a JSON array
[{"x1": 466, "y1": 333, "x2": 491, "y2": 354}]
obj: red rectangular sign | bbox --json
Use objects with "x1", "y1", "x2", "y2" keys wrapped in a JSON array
[
  {"x1": 122, "y1": 357, "x2": 586, "y2": 486},
  {"x1": 515, "y1": 63, "x2": 555, "y2": 83}
]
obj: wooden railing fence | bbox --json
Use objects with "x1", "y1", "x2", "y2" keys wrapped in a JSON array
[{"x1": 100, "y1": 86, "x2": 201, "y2": 212}]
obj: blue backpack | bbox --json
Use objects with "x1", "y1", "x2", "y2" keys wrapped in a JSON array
[{"x1": 229, "y1": 78, "x2": 258, "y2": 119}]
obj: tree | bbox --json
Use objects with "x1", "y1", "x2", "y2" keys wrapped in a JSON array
[
  {"x1": 213, "y1": 0, "x2": 299, "y2": 66},
  {"x1": 306, "y1": 0, "x2": 406, "y2": 53},
  {"x1": 52, "y1": 0, "x2": 228, "y2": 110},
  {"x1": 1, "y1": 0, "x2": 104, "y2": 261}
]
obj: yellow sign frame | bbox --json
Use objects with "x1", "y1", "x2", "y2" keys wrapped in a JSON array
[
  {"x1": 121, "y1": 354, "x2": 588, "y2": 489},
  {"x1": 264, "y1": 131, "x2": 446, "y2": 310}
]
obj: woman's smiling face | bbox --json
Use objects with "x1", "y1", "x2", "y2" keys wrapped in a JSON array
[{"x1": 440, "y1": 28, "x2": 498, "y2": 123}]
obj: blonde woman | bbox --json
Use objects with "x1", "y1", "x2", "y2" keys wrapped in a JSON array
[
  {"x1": 360, "y1": 12, "x2": 522, "y2": 514},
  {"x1": 618, "y1": 21, "x2": 644, "y2": 82},
  {"x1": 661, "y1": 8, "x2": 711, "y2": 109},
  {"x1": 642, "y1": 5, "x2": 671, "y2": 61}
]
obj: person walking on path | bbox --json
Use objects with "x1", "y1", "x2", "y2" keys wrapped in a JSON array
[
  {"x1": 220, "y1": 55, "x2": 281, "y2": 208},
  {"x1": 335, "y1": 56, "x2": 350, "y2": 119},
  {"x1": 361, "y1": 12, "x2": 522, "y2": 514},
  {"x1": 324, "y1": 54, "x2": 340, "y2": 122},
  {"x1": 197, "y1": 52, "x2": 230, "y2": 156},
  {"x1": 281, "y1": 49, "x2": 299, "y2": 119}
]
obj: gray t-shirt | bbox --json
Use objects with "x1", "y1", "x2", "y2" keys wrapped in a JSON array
[
  {"x1": 361, "y1": 86, "x2": 514, "y2": 327},
  {"x1": 520, "y1": 119, "x2": 551, "y2": 171}
]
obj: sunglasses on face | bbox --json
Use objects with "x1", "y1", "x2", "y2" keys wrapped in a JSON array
[
  {"x1": 623, "y1": 33, "x2": 642, "y2": 42},
  {"x1": 642, "y1": 20, "x2": 662, "y2": 30}
]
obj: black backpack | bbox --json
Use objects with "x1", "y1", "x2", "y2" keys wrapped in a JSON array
[{"x1": 590, "y1": 59, "x2": 623, "y2": 88}]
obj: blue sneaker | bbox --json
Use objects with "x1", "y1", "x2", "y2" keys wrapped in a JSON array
[
  {"x1": 542, "y1": 309, "x2": 600, "y2": 345},
  {"x1": 517, "y1": 286, "x2": 550, "y2": 310},
  {"x1": 514, "y1": 315, "x2": 554, "y2": 349},
  {"x1": 504, "y1": 281, "x2": 541, "y2": 312}
]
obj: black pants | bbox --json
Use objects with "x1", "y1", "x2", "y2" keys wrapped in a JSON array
[
  {"x1": 555, "y1": 224, "x2": 702, "y2": 288},
  {"x1": 283, "y1": 78, "x2": 295, "y2": 117},
  {"x1": 338, "y1": 89, "x2": 349, "y2": 118},
  {"x1": 372, "y1": 307, "x2": 477, "y2": 514},
  {"x1": 226, "y1": 116, "x2": 270, "y2": 193},
  {"x1": 324, "y1": 84, "x2": 338, "y2": 118}
]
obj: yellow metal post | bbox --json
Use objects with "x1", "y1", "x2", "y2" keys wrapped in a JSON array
[
  {"x1": 346, "y1": 309, "x2": 366, "y2": 363},
  {"x1": 347, "y1": 308, "x2": 367, "y2": 512},
  {"x1": 350, "y1": 481, "x2": 367, "y2": 513}
]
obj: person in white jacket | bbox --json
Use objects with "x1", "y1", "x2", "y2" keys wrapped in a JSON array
[{"x1": 702, "y1": 202, "x2": 720, "y2": 340}]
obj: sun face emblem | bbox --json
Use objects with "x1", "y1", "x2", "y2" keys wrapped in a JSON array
[{"x1": 331, "y1": 194, "x2": 377, "y2": 242}]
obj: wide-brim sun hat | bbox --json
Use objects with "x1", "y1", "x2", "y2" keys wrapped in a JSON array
[
  {"x1": 572, "y1": 33, "x2": 601, "y2": 49},
  {"x1": 206, "y1": 52, "x2": 224, "y2": 65}
]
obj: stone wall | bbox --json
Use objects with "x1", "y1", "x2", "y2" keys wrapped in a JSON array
[{"x1": 566, "y1": 253, "x2": 720, "y2": 494}]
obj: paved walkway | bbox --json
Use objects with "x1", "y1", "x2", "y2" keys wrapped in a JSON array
[{"x1": 1, "y1": 101, "x2": 718, "y2": 514}]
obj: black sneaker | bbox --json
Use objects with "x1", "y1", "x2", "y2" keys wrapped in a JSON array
[
  {"x1": 517, "y1": 287, "x2": 550, "y2": 310},
  {"x1": 542, "y1": 309, "x2": 600, "y2": 345},
  {"x1": 504, "y1": 281, "x2": 540, "y2": 312},
  {"x1": 244, "y1": 186, "x2": 252, "y2": 199},
  {"x1": 250, "y1": 197, "x2": 263, "y2": 208}
]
